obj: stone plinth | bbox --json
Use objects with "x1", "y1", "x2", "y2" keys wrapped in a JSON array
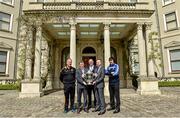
[
  {"x1": 19, "y1": 79, "x2": 44, "y2": 98},
  {"x1": 137, "y1": 76, "x2": 161, "y2": 95}
]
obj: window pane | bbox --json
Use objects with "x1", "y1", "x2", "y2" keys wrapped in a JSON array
[
  {"x1": 0, "y1": 0, "x2": 12, "y2": 4},
  {"x1": 171, "y1": 61, "x2": 180, "y2": 71},
  {"x1": 167, "y1": 21, "x2": 177, "y2": 30},
  {"x1": 0, "y1": 63, "x2": 6, "y2": 73},
  {"x1": 0, "y1": 12, "x2": 11, "y2": 22},
  {"x1": 37, "y1": 0, "x2": 44, "y2": 2},
  {"x1": 129, "y1": 0, "x2": 137, "y2": 3},
  {"x1": 166, "y1": 13, "x2": 176, "y2": 22},
  {"x1": 0, "y1": 21, "x2": 10, "y2": 30},
  {"x1": 170, "y1": 50, "x2": 180, "y2": 61},
  {"x1": 0, "y1": 51, "x2": 7, "y2": 62}
]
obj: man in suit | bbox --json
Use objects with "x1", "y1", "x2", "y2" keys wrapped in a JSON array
[
  {"x1": 87, "y1": 59, "x2": 96, "y2": 109},
  {"x1": 106, "y1": 57, "x2": 120, "y2": 113},
  {"x1": 76, "y1": 61, "x2": 89, "y2": 113},
  {"x1": 92, "y1": 59, "x2": 106, "y2": 115},
  {"x1": 60, "y1": 58, "x2": 76, "y2": 113}
]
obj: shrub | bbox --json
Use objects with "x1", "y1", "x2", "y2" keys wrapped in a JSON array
[
  {"x1": 0, "y1": 84, "x2": 19, "y2": 90},
  {"x1": 159, "y1": 81, "x2": 180, "y2": 87}
]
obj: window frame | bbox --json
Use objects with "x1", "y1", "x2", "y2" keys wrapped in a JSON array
[
  {"x1": 0, "y1": 0, "x2": 14, "y2": 6},
  {"x1": 168, "y1": 49, "x2": 180, "y2": 73},
  {"x1": 0, "y1": 50, "x2": 10, "y2": 76},
  {"x1": 0, "y1": 12, "x2": 13, "y2": 32},
  {"x1": 162, "y1": 0, "x2": 175, "y2": 6},
  {"x1": 163, "y1": 11, "x2": 179, "y2": 31}
]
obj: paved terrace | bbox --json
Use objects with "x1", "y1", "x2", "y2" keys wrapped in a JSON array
[{"x1": 0, "y1": 88, "x2": 180, "y2": 117}]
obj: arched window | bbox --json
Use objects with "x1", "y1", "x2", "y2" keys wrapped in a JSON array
[
  {"x1": 82, "y1": 47, "x2": 96, "y2": 54},
  {"x1": 61, "y1": 47, "x2": 70, "y2": 68}
]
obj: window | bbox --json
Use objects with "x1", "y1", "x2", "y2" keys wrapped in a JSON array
[
  {"x1": 0, "y1": 51, "x2": 8, "y2": 75},
  {"x1": 164, "y1": 12, "x2": 178, "y2": 31},
  {"x1": 129, "y1": 0, "x2": 137, "y2": 3},
  {"x1": 0, "y1": 0, "x2": 14, "y2": 5},
  {"x1": 0, "y1": 12, "x2": 12, "y2": 31},
  {"x1": 37, "y1": 0, "x2": 45, "y2": 2},
  {"x1": 163, "y1": 0, "x2": 175, "y2": 6},
  {"x1": 170, "y1": 49, "x2": 180, "y2": 72}
]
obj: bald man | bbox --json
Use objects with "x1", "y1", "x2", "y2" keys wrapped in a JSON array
[
  {"x1": 60, "y1": 58, "x2": 76, "y2": 113},
  {"x1": 87, "y1": 59, "x2": 96, "y2": 109}
]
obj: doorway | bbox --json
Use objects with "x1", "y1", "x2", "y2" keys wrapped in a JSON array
[
  {"x1": 82, "y1": 56, "x2": 96, "y2": 67},
  {"x1": 82, "y1": 47, "x2": 96, "y2": 67}
]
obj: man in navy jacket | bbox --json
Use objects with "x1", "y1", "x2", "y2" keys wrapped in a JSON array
[{"x1": 106, "y1": 57, "x2": 120, "y2": 113}]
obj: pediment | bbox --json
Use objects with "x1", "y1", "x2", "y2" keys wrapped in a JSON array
[
  {"x1": 0, "y1": 42, "x2": 13, "y2": 50},
  {"x1": 164, "y1": 41, "x2": 180, "y2": 48}
]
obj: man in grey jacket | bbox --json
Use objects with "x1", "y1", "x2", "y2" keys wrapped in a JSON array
[
  {"x1": 92, "y1": 59, "x2": 106, "y2": 115},
  {"x1": 76, "y1": 61, "x2": 88, "y2": 113}
]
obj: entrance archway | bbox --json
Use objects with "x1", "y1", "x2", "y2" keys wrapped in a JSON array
[{"x1": 82, "y1": 47, "x2": 96, "y2": 67}]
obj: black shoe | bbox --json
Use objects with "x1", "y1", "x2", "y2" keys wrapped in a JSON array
[
  {"x1": 113, "y1": 109, "x2": 120, "y2": 114},
  {"x1": 77, "y1": 109, "x2": 81, "y2": 114},
  {"x1": 107, "y1": 107, "x2": 115, "y2": 111},
  {"x1": 92, "y1": 108, "x2": 100, "y2": 112},
  {"x1": 84, "y1": 109, "x2": 89, "y2": 113},
  {"x1": 98, "y1": 111, "x2": 106, "y2": 115}
]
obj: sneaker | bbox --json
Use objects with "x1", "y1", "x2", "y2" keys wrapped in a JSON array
[
  {"x1": 64, "y1": 109, "x2": 68, "y2": 113},
  {"x1": 71, "y1": 106, "x2": 76, "y2": 112}
]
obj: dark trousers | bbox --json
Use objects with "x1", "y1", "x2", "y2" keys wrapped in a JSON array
[
  {"x1": 77, "y1": 87, "x2": 88, "y2": 110},
  {"x1": 64, "y1": 84, "x2": 75, "y2": 110},
  {"x1": 94, "y1": 87, "x2": 106, "y2": 112},
  {"x1": 87, "y1": 85, "x2": 96, "y2": 108},
  {"x1": 109, "y1": 84, "x2": 120, "y2": 110}
]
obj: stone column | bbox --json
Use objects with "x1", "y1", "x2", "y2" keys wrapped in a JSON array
[
  {"x1": 25, "y1": 26, "x2": 33, "y2": 80},
  {"x1": 33, "y1": 24, "x2": 42, "y2": 80},
  {"x1": 137, "y1": 23, "x2": 147, "y2": 77},
  {"x1": 20, "y1": 23, "x2": 44, "y2": 98},
  {"x1": 104, "y1": 22, "x2": 111, "y2": 97},
  {"x1": 137, "y1": 23, "x2": 160, "y2": 95},
  {"x1": 104, "y1": 22, "x2": 111, "y2": 68},
  {"x1": 145, "y1": 23, "x2": 155, "y2": 77},
  {"x1": 70, "y1": 23, "x2": 76, "y2": 67}
]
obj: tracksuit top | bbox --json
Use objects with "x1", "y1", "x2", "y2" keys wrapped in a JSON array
[{"x1": 106, "y1": 63, "x2": 120, "y2": 85}]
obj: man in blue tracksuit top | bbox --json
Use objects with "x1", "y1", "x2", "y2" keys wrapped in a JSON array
[{"x1": 106, "y1": 57, "x2": 120, "y2": 113}]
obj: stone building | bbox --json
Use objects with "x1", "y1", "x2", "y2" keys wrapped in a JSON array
[
  {"x1": 16, "y1": 0, "x2": 161, "y2": 97},
  {"x1": 155, "y1": 0, "x2": 180, "y2": 80},
  {"x1": 2, "y1": 0, "x2": 179, "y2": 98},
  {"x1": 0, "y1": 0, "x2": 22, "y2": 83}
]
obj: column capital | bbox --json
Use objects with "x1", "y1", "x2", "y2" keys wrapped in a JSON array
[
  {"x1": 137, "y1": 23, "x2": 143, "y2": 30},
  {"x1": 145, "y1": 23, "x2": 152, "y2": 30},
  {"x1": 69, "y1": 22, "x2": 77, "y2": 30},
  {"x1": 104, "y1": 22, "x2": 111, "y2": 30}
]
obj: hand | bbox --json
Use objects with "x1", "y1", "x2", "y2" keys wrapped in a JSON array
[
  {"x1": 93, "y1": 73, "x2": 98, "y2": 77},
  {"x1": 83, "y1": 81, "x2": 87, "y2": 85},
  {"x1": 92, "y1": 81, "x2": 96, "y2": 85},
  {"x1": 82, "y1": 74, "x2": 85, "y2": 78}
]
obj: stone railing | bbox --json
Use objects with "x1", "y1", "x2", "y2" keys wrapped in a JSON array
[{"x1": 39, "y1": 2, "x2": 149, "y2": 11}]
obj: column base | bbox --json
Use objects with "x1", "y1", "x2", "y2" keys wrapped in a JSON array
[
  {"x1": 137, "y1": 76, "x2": 161, "y2": 95},
  {"x1": 19, "y1": 79, "x2": 44, "y2": 98},
  {"x1": 104, "y1": 76, "x2": 109, "y2": 97},
  {"x1": 126, "y1": 77, "x2": 133, "y2": 88}
]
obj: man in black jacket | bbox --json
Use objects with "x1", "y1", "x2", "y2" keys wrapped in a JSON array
[{"x1": 60, "y1": 58, "x2": 76, "y2": 113}]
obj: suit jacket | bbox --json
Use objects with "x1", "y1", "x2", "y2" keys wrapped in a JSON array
[
  {"x1": 94, "y1": 66, "x2": 105, "y2": 88},
  {"x1": 76, "y1": 68, "x2": 88, "y2": 89}
]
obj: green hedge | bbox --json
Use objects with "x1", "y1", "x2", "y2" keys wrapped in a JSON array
[
  {"x1": 159, "y1": 81, "x2": 180, "y2": 87},
  {"x1": 0, "y1": 84, "x2": 19, "y2": 90}
]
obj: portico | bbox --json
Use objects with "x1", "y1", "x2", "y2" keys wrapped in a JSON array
[{"x1": 17, "y1": 1, "x2": 160, "y2": 97}]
